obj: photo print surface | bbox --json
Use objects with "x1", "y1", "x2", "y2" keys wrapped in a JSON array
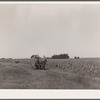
[{"x1": 0, "y1": 4, "x2": 100, "y2": 89}]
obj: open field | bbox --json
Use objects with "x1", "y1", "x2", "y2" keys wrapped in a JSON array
[{"x1": 0, "y1": 58, "x2": 100, "y2": 89}]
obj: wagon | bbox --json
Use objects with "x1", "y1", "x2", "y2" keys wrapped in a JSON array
[
  {"x1": 35, "y1": 59, "x2": 47, "y2": 70},
  {"x1": 31, "y1": 55, "x2": 47, "y2": 70}
]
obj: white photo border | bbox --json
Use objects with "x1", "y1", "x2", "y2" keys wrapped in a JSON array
[{"x1": 0, "y1": 2, "x2": 100, "y2": 99}]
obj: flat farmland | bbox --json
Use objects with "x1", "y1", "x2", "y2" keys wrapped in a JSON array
[{"x1": 0, "y1": 58, "x2": 100, "y2": 89}]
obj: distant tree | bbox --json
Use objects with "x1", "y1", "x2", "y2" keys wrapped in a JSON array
[
  {"x1": 74, "y1": 57, "x2": 77, "y2": 59},
  {"x1": 9, "y1": 58, "x2": 12, "y2": 59},
  {"x1": 74, "y1": 56, "x2": 80, "y2": 59},
  {"x1": 2, "y1": 58, "x2": 5, "y2": 60},
  {"x1": 52, "y1": 53, "x2": 69, "y2": 59}
]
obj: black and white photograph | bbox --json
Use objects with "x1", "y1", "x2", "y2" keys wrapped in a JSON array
[{"x1": 0, "y1": 2, "x2": 100, "y2": 89}]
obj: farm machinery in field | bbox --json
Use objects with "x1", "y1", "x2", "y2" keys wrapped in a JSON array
[{"x1": 31, "y1": 55, "x2": 47, "y2": 70}]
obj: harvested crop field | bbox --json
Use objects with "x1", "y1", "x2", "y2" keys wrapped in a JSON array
[{"x1": 0, "y1": 58, "x2": 100, "y2": 89}]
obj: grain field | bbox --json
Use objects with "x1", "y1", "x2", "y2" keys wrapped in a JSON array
[{"x1": 0, "y1": 58, "x2": 100, "y2": 89}]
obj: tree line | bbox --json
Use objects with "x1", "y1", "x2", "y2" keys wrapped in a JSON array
[
  {"x1": 51, "y1": 53, "x2": 69, "y2": 59},
  {"x1": 31, "y1": 54, "x2": 80, "y2": 59}
]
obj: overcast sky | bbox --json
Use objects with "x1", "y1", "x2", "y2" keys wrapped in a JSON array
[{"x1": 0, "y1": 4, "x2": 100, "y2": 58}]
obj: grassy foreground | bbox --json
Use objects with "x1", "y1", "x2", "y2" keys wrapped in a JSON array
[{"x1": 0, "y1": 58, "x2": 100, "y2": 89}]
